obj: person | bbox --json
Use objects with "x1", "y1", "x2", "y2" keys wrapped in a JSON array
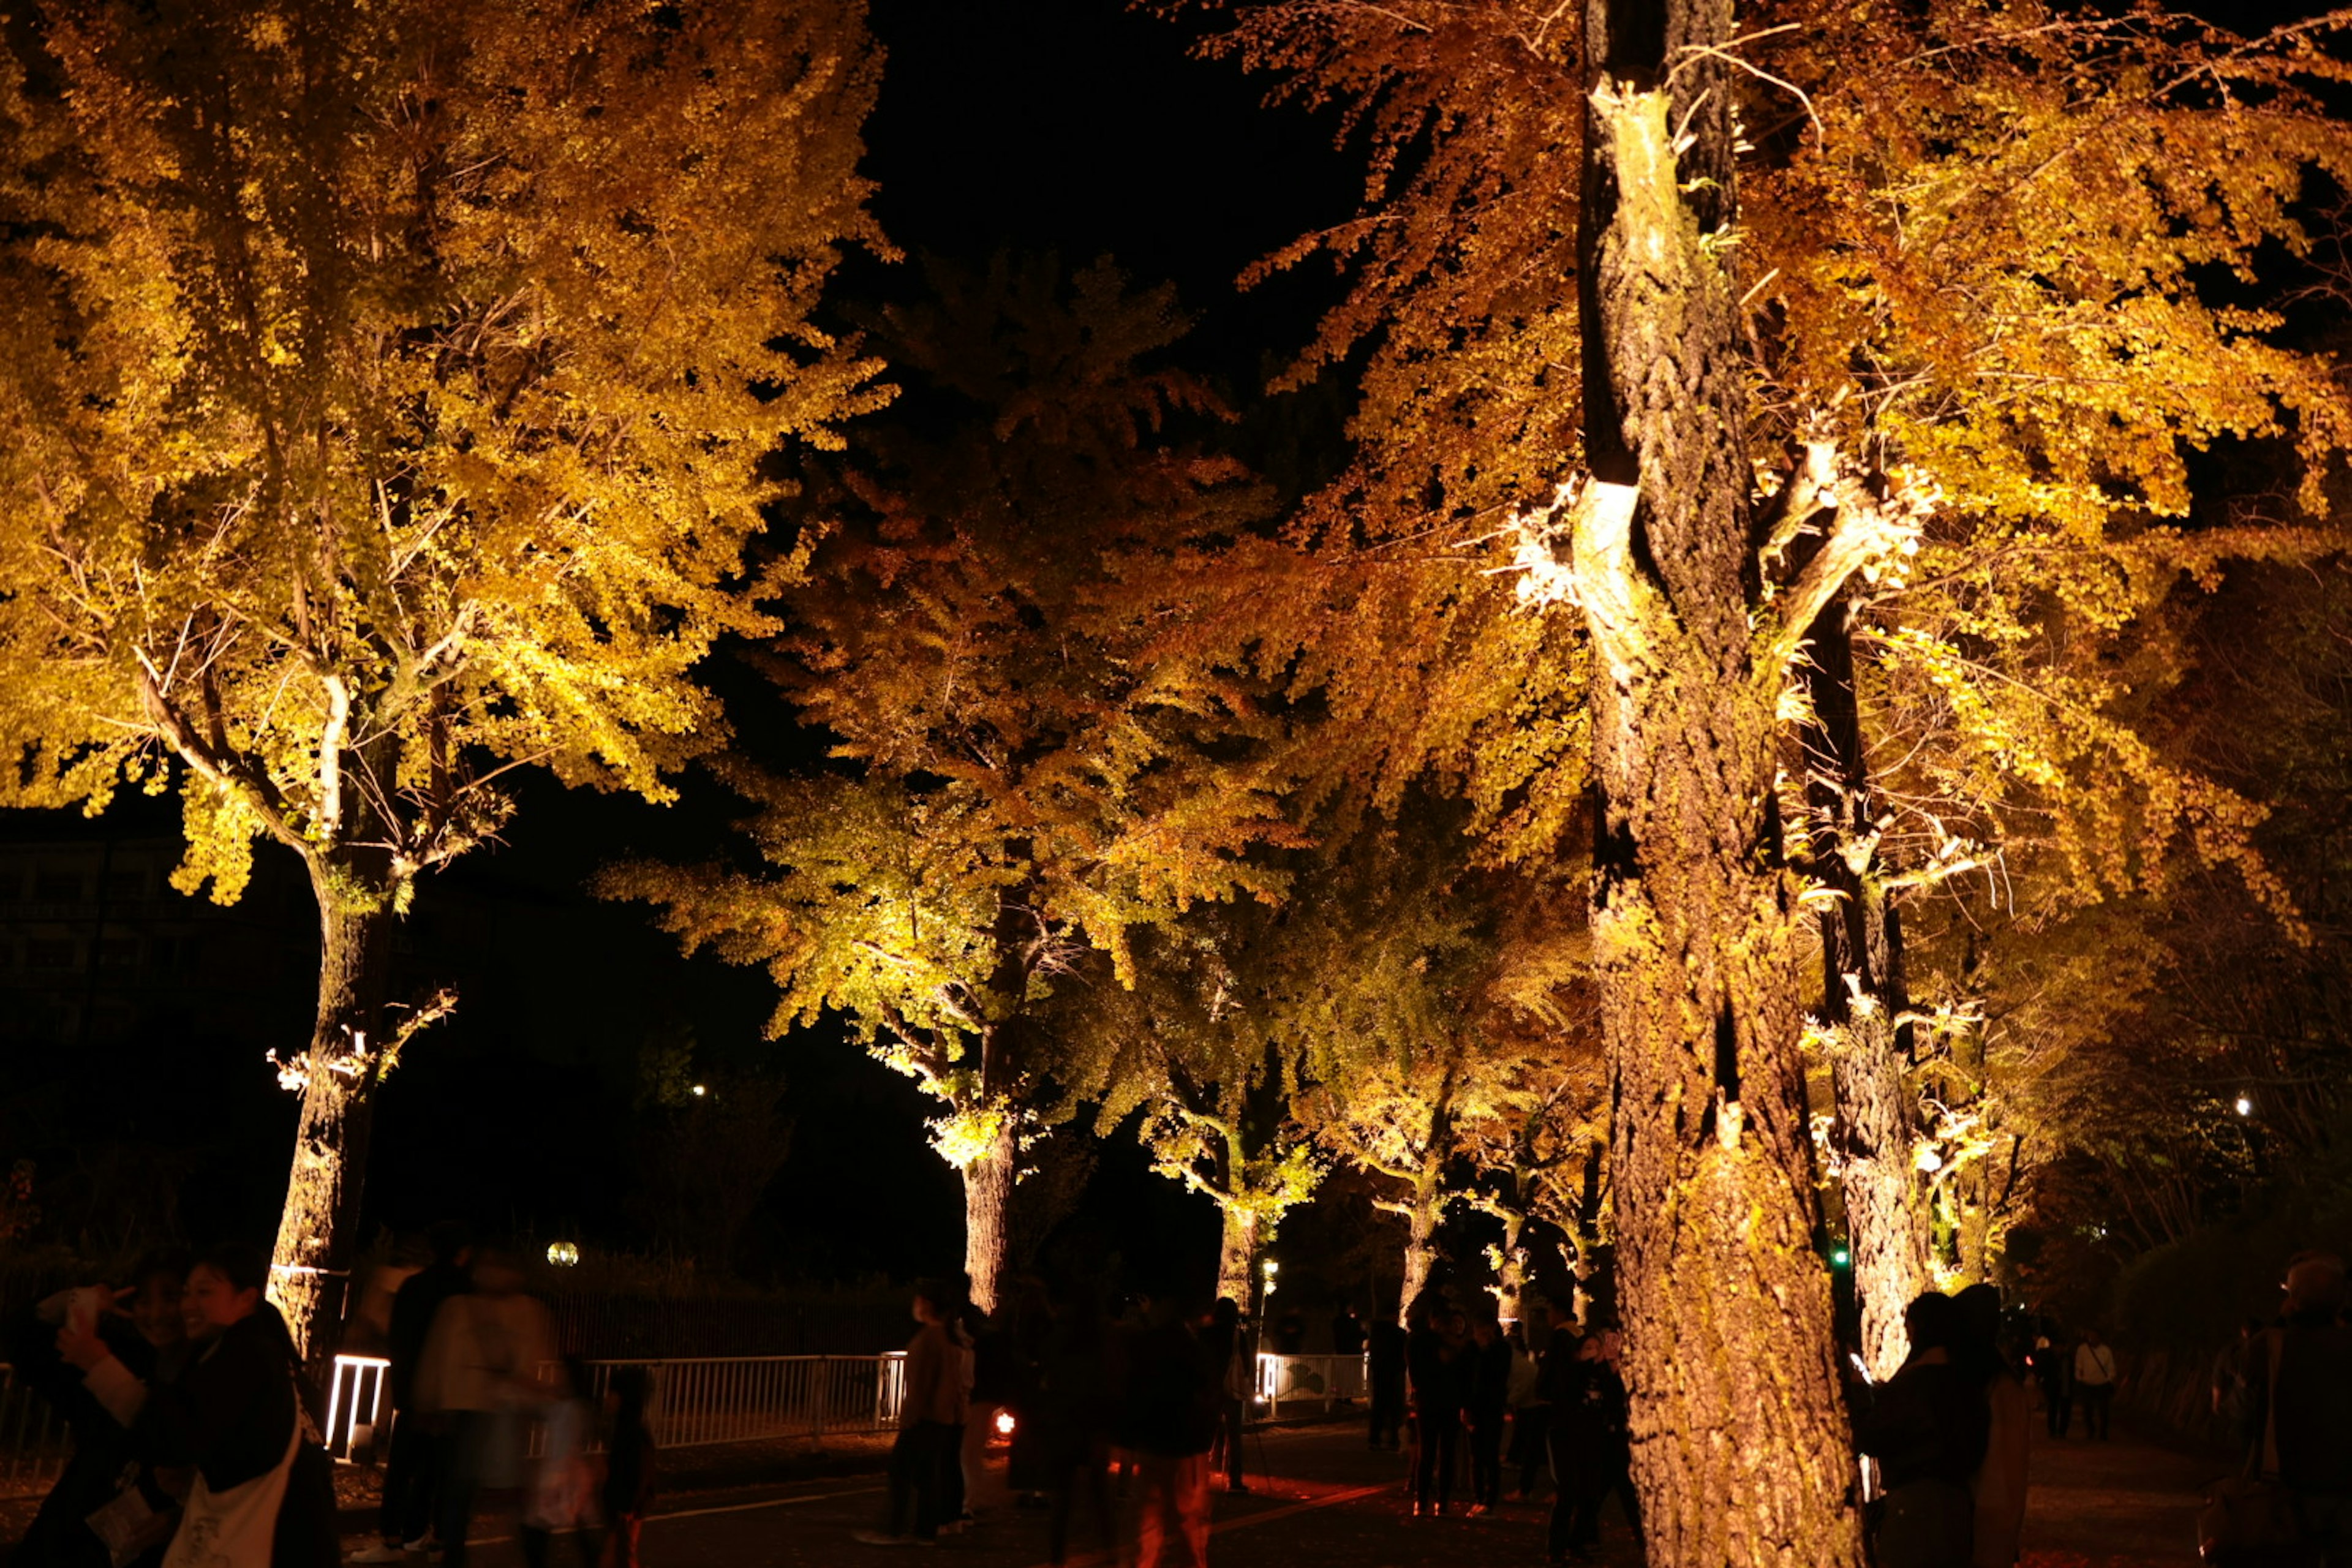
[
  {"x1": 1366, "y1": 1309, "x2": 1408, "y2": 1451},
  {"x1": 2028, "y1": 1324, "x2": 2071, "y2": 1439},
  {"x1": 1954, "y1": 1284, "x2": 2027, "y2": 1568},
  {"x1": 7, "y1": 1251, "x2": 191, "y2": 1568},
  {"x1": 1550, "y1": 1327, "x2": 1637, "y2": 1562},
  {"x1": 2244, "y1": 1253, "x2": 2352, "y2": 1566},
  {"x1": 956, "y1": 1281, "x2": 1003, "y2": 1530},
  {"x1": 2071, "y1": 1329, "x2": 2117, "y2": 1441},
  {"x1": 519, "y1": 1359, "x2": 600, "y2": 1568},
  {"x1": 857, "y1": 1279, "x2": 963, "y2": 1548},
  {"x1": 1404, "y1": 1295, "x2": 1462, "y2": 1517},
  {"x1": 1464, "y1": 1314, "x2": 1512, "y2": 1514},
  {"x1": 1537, "y1": 1310, "x2": 1582, "y2": 1561},
  {"x1": 1330, "y1": 1303, "x2": 1365, "y2": 1360},
  {"x1": 600, "y1": 1368, "x2": 656, "y2": 1568},
  {"x1": 1115, "y1": 1287, "x2": 1218, "y2": 1568},
  {"x1": 352, "y1": 1223, "x2": 473, "y2": 1564},
  {"x1": 415, "y1": 1245, "x2": 556, "y2": 1568},
  {"x1": 1853, "y1": 1291, "x2": 1991, "y2": 1568},
  {"x1": 1204, "y1": 1297, "x2": 1251, "y2": 1494},
  {"x1": 1504, "y1": 1319, "x2": 1549, "y2": 1501},
  {"x1": 1035, "y1": 1282, "x2": 1117, "y2": 1567},
  {"x1": 1270, "y1": 1308, "x2": 1306, "y2": 1355},
  {"x1": 2212, "y1": 1316, "x2": 2264, "y2": 1464},
  {"x1": 1003, "y1": 1276, "x2": 1054, "y2": 1506},
  {"x1": 73, "y1": 1242, "x2": 340, "y2": 1568}
]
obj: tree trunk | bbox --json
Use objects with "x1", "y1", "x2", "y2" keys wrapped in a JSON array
[
  {"x1": 1567, "y1": 2, "x2": 1867, "y2": 1560},
  {"x1": 962, "y1": 1114, "x2": 1017, "y2": 1314},
  {"x1": 1216, "y1": 1204, "x2": 1258, "y2": 1308},
  {"x1": 1804, "y1": 601, "x2": 1936, "y2": 1381},
  {"x1": 1492, "y1": 1204, "x2": 1530, "y2": 1327},
  {"x1": 269, "y1": 866, "x2": 396, "y2": 1372},
  {"x1": 1396, "y1": 1176, "x2": 1442, "y2": 1325}
]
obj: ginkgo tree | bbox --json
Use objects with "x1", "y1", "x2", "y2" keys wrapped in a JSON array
[
  {"x1": 1166, "y1": 0, "x2": 2352, "y2": 1558},
  {"x1": 602, "y1": 257, "x2": 1291, "y2": 1311},
  {"x1": 0, "y1": 0, "x2": 886, "y2": 1357}
]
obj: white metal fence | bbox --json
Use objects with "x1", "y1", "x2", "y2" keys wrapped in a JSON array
[
  {"x1": 1254, "y1": 1352, "x2": 1368, "y2": 1413},
  {"x1": 323, "y1": 1352, "x2": 908, "y2": 1461},
  {"x1": 14, "y1": 1344, "x2": 1361, "y2": 1493}
]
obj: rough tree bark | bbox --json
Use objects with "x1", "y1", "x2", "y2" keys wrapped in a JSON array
[
  {"x1": 1389, "y1": 1174, "x2": 1446, "y2": 1325},
  {"x1": 269, "y1": 854, "x2": 398, "y2": 1372},
  {"x1": 1217, "y1": 1204, "x2": 1259, "y2": 1306},
  {"x1": 1561, "y1": 0, "x2": 1869, "y2": 1559},
  {"x1": 962, "y1": 1112, "x2": 1017, "y2": 1316},
  {"x1": 1803, "y1": 598, "x2": 1935, "y2": 1380}
]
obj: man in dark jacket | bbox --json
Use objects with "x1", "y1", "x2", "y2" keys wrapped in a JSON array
[
  {"x1": 1367, "y1": 1311, "x2": 1408, "y2": 1450},
  {"x1": 2247, "y1": 1253, "x2": 2352, "y2": 1564},
  {"x1": 1118, "y1": 1290, "x2": 1218, "y2": 1567},
  {"x1": 351, "y1": 1222, "x2": 472, "y2": 1562}
]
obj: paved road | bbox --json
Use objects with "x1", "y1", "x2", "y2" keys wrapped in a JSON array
[
  {"x1": 412, "y1": 1411, "x2": 2218, "y2": 1568},
  {"x1": 2019, "y1": 1413, "x2": 2229, "y2": 1566},
  {"x1": 432, "y1": 1425, "x2": 1640, "y2": 1568}
]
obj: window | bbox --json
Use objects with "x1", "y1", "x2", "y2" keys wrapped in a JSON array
[
  {"x1": 26, "y1": 938, "x2": 77, "y2": 970},
  {"x1": 104, "y1": 869, "x2": 145, "y2": 901},
  {"x1": 32, "y1": 871, "x2": 82, "y2": 903},
  {"x1": 97, "y1": 937, "x2": 140, "y2": 970},
  {"x1": 0, "y1": 869, "x2": 21, "y2": 901}
]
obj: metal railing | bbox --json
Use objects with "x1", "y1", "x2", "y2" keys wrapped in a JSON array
[
  {"x1": 1253, "y1": 1351, "x2": 1368, "y2": 1414},
  {"x1": 0, "y1": 1363, "x2": 67, "y2": 1498},
  {"x1": 325, "y1": 1351, "x2": 908, "y2": 1462}
]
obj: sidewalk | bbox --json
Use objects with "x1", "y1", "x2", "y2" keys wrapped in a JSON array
[{"x1": 2020, "y1": 1412, "x2": 2230, "y2": 1567}]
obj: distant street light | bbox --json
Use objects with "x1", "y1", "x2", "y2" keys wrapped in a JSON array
[
  {"x1": 2234, "y1": 1095, "x2": 2252, "y2": 1117},
  {"x1": 546, "y1": 1240, "x2": 581, "y2": 1268},
  {"x1": 691, "y1": 1084, "x2": 707, "y2": 1098}
]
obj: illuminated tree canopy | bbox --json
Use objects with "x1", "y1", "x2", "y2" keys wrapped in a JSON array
[{"x1": 0, "y1": 0, "x2": 887, "y2": 1354}]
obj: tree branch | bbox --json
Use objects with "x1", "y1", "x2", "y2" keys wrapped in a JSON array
[
  {"x1": 1757, "y1": 457, "x2": 1935, "y2": 681},
  {"x1": 135, "y1": 650, "x2": 307, "y2": 856}
]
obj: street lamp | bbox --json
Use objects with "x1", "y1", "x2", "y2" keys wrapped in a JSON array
[{"x1": 2234, "y1": 1095, "x2": 2252, "y2": 1117}]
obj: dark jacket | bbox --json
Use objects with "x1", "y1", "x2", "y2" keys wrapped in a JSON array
[
  {"x1": 2250, "y1": 1316, "x2": 2352, "y2": 1495},
  {"x1": 138, "y1": 1314, "x2": 298, "y2": 1494},
  {"x1": 1549, "y1": 1355, "x2": 1630, "y2": 1467},
  {"x1": 4, "y1": 1303, "x2": 183, "y2": 1568},
  {"x1": 1405, "y1": 1327, "x2": 1460, "y2": 1412},
  {"x1": 1468, "y1": 1337, "x2": 1513, "y2": 1419},
  {"x1": 1853, "y1": 1357, "x2": 1991, "y2": 1492},
  {"x1": 386, "y1": 1262, "x2": 470, "y2": 1412},
  {"x1": 1115, "y1": 1320, "x2": 1217, "y2": 1457},
  {"x1": 1368, "y1": 1321, "x2": 1408, "y2": 1391}
]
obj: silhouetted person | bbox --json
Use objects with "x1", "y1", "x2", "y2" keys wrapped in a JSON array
[
  {"x1": 1853, "y1": 1291, "x2": 1991, "y2": 1568},
  {"x1": 1115, "y1": 1288, "x2": 1218, "y2": 1568},
  {"x1": 1954, "y1": 1284, "x2": 2027, "y2": 1568},
  {"x1": 1205, "y1": 1297, "x2": 1251, "y2": 1493},
  {"x1": 1464, "y1": 1316, "x2": 1512, "y2": 1513},
  {"x1": 601, "y1": 1367, "x2": 656, "y2": 1568},
  {"x1": 2245, "y1": 1253, "x2": 2352, "y2": 1566},
  {"x1": 1405, "y1": 1297, "x2": 1463, "y2": 1517},
  {"x1": 7, "y1": 1251, "x2": 189, "y2": 1568},
  {"x1": 2029, "y1": 1322, "x2": 2071, "y2": 1438},
  {"x1": 520, "y1": 1357, "x2": 603, "y2": 1568},
  {"x1": 1330, "y1": 1303, "x2": 1365, "y2": 1358},
  {"x1": 1366, "y1": 1311, "x2": 1408, "y2": 1450},
  {"x1": 858, "y1": 1279, "x2": 962, "y2": 1547},
  {"x1": 1550, "y1": 1327, "x2": 1637, "y2": 1561},
  {"x1": 2212, "y1": 1316, "x2": 2264, "y2": 1465},
  {"x1": 1036, "y1": 1283, "x2": 1117, "y2": 1567},
  {"x1": 353, "y1": 1221, "x2": 472, "y2": 1562},
  {"x1": 2071, "y1": 1328, "x2": 2117, "y2": 1440},
  {"x1": 1506, "y1": 1317, "x2": 1548, "y2": 1501}
]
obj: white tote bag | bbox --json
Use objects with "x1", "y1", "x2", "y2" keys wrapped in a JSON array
[{"x1": 160, "y1": 1411, "x2": 299, "y2": 1568}]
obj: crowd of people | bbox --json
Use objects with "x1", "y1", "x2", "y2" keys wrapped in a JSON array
[
  {"x1": 4, "y1": 1227, "x2": 654, "y2": 1568},
  {"x1": 10, "y1": 1238, "x2": 2349, "y2": 1568}
]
